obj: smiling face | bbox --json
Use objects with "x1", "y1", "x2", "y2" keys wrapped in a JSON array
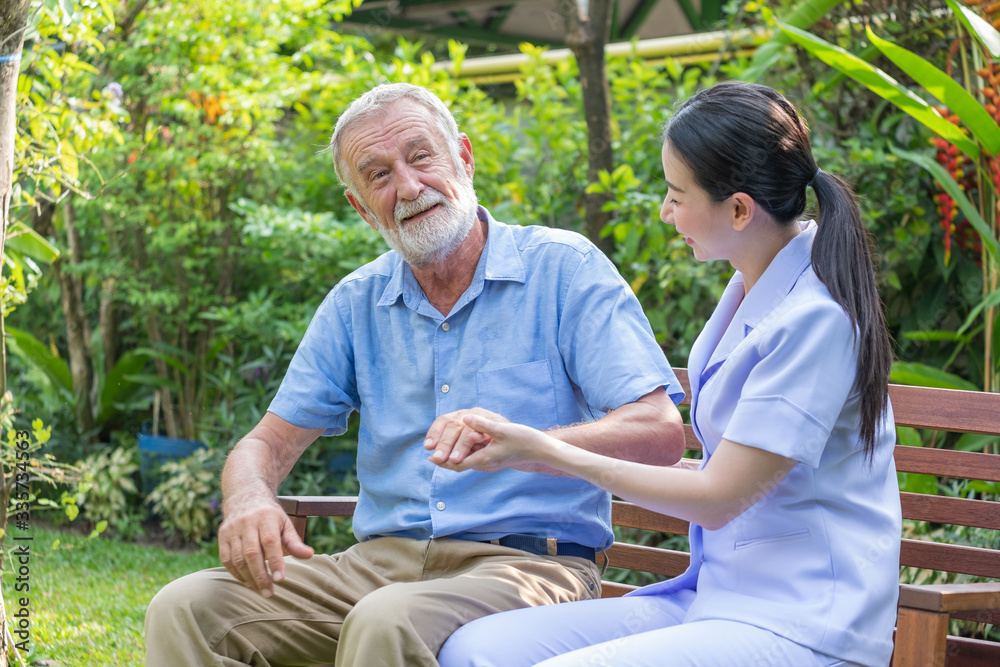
[
  {"x1": 341, "y1": 99, "x2": 479, "y2": 268},
  {"x1": 660, "y1": 141, "x2": 740, "y2": 263}
]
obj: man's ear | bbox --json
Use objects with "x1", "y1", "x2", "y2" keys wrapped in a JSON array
[
  {"x1": 730, "y1": 192, "x2": 756, "y2": 232},
  {"x1": 458, "y1": 133, "x2": 474, "y2": 179},
  {"x1": 346, "y1": 190, "x2": 378, "y2": 230}
]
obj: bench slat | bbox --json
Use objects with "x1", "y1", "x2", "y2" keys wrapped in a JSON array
[
  {"x1": 888, "y1": 384, "x2": 1000, "y2": 435},
  {"x1": 603, "y1": 542, "x2": 690, "y2": 578},
  {"x1": 277, "y1": 496, "x2": 357, "y2": 517},
  {"x1": 901, "y1": 492, "x2": 1000, "y2": 530},
  {"x1": 894, "y1": 447, "x2": 1000, "y2": 483},
  {"x1": 676, "y1": 369, "x2": 1000, "y2": 436},
  {"x1": 612, "y1": 501, "x2": 689, "y2": 535},
  {"x1": 682, "y1": 425, "x2": 702, "y2": 451},
  {"x1": 614, "y1": 494, "x2": 1000, "y2": 534},
  {"x1": 599, "y1": 581, "x2": 638, "y2": 598},
  {"x1": 950, "y1": 609, "x2": 1000, "y2": 625},
  {"x1": 939, "y1": 636, "x2": 1000, "y2": 667},
  {"x1": 674, "y1": 368, "x2": 691, "y2": 406},
  {"x1": 900, "y1": 540, "x2": 1000, "y2": 579}
]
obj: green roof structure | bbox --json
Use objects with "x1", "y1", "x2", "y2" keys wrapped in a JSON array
[{"x1": 338, "y1": 0, "x2": 725, "y2": 49}]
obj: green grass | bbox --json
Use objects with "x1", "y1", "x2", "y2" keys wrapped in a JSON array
[{"x1": 2, "y1": 525, "x2": 220, "y2": 666}]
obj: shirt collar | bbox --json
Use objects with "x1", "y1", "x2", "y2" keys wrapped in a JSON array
[{"x1": 376, "y1": 206, "x2": 526, "y2": 310}]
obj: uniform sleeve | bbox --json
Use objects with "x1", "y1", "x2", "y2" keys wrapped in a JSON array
[
  {"x1": 557, "y1": 249, "x2": 684, "y2": 413},
  {"x1": 267, "y1": 287, "x2": 360, "y2": 435},
  {"x1": 724, "y1": 299, "x2": 858, "y2": 468}
]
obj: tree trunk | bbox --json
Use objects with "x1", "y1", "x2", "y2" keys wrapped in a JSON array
[
  {"x1": 99, "y1": 213, "x2": 119, "y2": 375},
  {"x1": 98, "y1": 277, "x2": 117, "y2": 375},
  {"x1": 560, "y1": 0, "x2": 615, "y2": 258},
  {"x1": 64, "y1": 201, "x2": 93, "y2": 357},
  {"x1": 47, "y1": 201, "x2": 97, "y2": 439},
  {"x1": 0, "y1": 0, "x2": 31, "y2": 400},
  {"x1": 1, "y1": 2, "x2": 33, "y2": 663}
]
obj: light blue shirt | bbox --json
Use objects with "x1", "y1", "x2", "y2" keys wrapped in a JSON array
[
  {"x1": 629, "y1": 222, "x2": 901, "y2": 667},
  {"x1": 269, "y1": 207, "x2": 682, "y2": 550}
]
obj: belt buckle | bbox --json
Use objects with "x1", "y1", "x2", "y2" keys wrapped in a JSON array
[{"x1": 546, "y1": 537, "x2": 557, "y2": 557}]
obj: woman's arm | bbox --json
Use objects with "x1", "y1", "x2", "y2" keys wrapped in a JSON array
[
  {"x1": 445, "y1": 415, "x2": 796, "y2": 531},
  {"x1": 425, "y1": 387, "x2": 685, "y2": 475}
]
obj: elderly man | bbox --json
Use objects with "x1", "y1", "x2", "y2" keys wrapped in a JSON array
[{"x1": 145, "y1": 83, "x2": 685, "y2": 667}]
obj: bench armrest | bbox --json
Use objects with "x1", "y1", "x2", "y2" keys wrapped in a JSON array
[
  {"x1": 899, "y1": 582, "x2": 1000, "y2": 614},
  {"x1": 277, "y1": 495, "x2": 359, "y2": 541},
  {"x1": 894, "y1": 582, "x2": 1000, "y2": 667}
]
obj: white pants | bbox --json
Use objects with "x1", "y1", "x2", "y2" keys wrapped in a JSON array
[{"x1": 438, "y1": 591, "x2": 870, "y2": 667}]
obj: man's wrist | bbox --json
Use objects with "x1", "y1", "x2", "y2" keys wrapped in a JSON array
[{"x1": 221, "y1": 487, "x2": 274, "y2": 517}]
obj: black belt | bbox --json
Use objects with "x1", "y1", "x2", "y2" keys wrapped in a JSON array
[{"x1": 485, "y1": 535, "x2": 596, "y2": 562}]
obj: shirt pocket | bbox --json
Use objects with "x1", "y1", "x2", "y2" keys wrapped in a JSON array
[
  {"x1": 476, "y1": 359, "x2": 559, "y2": 430},
  {"x1": 734, "y1": 528, "x2": 811, "y2": 550}
]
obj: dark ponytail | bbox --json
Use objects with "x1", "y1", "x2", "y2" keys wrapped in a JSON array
[
  {"x1": 666, "y1": 81, "x2": 892, "y2": 461},
  {"x1": 810, "y1": 171, "x2": 893, "y2": 460}
]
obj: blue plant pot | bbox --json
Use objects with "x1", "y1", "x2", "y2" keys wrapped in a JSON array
[{"x1": 138, "y1": 433, "x2": 206, "y2": 495}]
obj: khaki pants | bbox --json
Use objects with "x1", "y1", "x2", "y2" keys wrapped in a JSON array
[{"x1": 144, "y1": 536, "x2": 601, "y2": 667}]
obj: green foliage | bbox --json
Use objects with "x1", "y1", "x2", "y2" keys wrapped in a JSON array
[
  {"x1": 742, "y1": 0, "x2": 851, "y2": 81},
  {"x1": 0, "y1": 409, "x2": 83, "y2": 531},
  {"x1": 774, "y1": 3, "x2": 1000, "y2": 391},
  {"x1": 4, "y1": 325, "x2": 72, "y2": 395},
  {"x1": 145, "y1": 448, "x2": 223, "y2": 545},
  {"x1": 77, "y1": 446, "x2": 142, "y2": 537},
  {"x1": 14, "y1": 0, "x2": 121, "y2": 209},
  {"x1": 779, "y1": 21, "x2": 982, "y2": 159}
]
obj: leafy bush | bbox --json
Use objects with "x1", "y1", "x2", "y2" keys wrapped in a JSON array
[
  {"x1": 77, "y1": 446, "x2": 143, "y2": 538},
  {"x1": 145, "y1": 448, "x2": 224, "y2": 545}
]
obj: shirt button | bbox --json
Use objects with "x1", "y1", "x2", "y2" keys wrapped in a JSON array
[
  {"x1": 436, "y1": 501, "x2": 446, "y2": 511},
  {"x1": 441, "y1": 384, "x2": 450, "y2": 393},
  {"x1": 441, "y1": 322, "x2": 450, "y2": 331}
]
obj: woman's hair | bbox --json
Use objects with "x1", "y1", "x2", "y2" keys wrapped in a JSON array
[{"x1": 666, "y1": 80, "x2": 892, "y2": 460}]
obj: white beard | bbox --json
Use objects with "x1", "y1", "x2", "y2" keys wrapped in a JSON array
[{"x1": 375, "y1": 177, "x2": 479, "y2": 269}]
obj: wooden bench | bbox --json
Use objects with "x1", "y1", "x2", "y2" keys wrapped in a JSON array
[{"x1": 279, "y1": 368, "x2": 1000, "y2": 667}]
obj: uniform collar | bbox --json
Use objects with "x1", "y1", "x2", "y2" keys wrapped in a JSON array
[
  {"x1": 689, "y1": 221, "x2": 816, "y2": 385},
  {"x1": 737, "y1": 220, "x2": 816, "y2": 332}
]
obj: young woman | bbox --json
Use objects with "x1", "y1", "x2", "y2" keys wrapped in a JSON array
[{"x1": 434, "y1": 81, "x2": 901, "y2": 667}]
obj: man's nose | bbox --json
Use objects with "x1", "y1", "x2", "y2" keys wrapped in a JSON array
[{"x1": 394, "y1": 163, "x2": 423, "y2": 201}]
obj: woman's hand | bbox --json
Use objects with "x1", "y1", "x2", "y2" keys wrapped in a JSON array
[{"x1": 433, "y1": 415, "x2": 562, "y2": 472}]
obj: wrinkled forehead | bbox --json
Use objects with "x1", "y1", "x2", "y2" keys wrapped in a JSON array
[{"x1": 341, "y1": 99, "x2": 447, "y2": 169}]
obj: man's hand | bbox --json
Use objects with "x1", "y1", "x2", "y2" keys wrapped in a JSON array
[
  {"x1": 437, "y1": 415, "x2": 562, "y2": 473},
  {"x1": 424, "y1": 408, "x2": 509, "y2": 465},
  {"x1": 218, "y1": 496, "x2": 314, "y2": 598}
]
